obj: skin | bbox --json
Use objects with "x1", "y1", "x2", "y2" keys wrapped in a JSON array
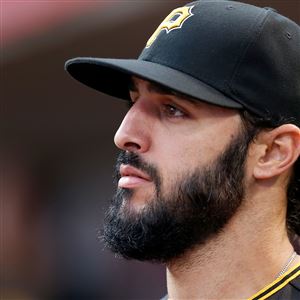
[
  {"x1": 114, "y1": 76, "x2": 300, "y2": 299},
  {"x1": 115, "y1": 77, "x2": 241, "y2": 210}
]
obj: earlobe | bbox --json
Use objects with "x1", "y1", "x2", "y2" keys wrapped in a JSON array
[{"x1": 253, "y1": 125, "x2": 300, "y2": 180}]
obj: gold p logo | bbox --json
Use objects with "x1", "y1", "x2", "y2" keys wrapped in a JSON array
[{"x1": 146, "y1": 6, "x2": 194, "y2": 48}]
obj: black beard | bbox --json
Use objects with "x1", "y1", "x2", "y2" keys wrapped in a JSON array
[{"x1": 103, "y1": 129, "x2": 251, "y2": 263}]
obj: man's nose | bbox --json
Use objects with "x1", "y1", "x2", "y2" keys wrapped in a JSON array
[{"x1": 114, "y1": 102, "x2": 151, "y2": 153}]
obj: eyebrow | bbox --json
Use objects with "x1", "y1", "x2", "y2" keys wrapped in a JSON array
[{"x1": 128, "y1": 78, "x2": 200, "y2": 107}]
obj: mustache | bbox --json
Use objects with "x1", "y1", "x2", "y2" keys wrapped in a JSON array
[{"x1": 114, "y1": 151, "x2": 161, "y2": 188}]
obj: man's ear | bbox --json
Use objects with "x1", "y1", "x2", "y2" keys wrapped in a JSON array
[{"x1": 253, "y1": 124, "x2": 300, "y2": 179}]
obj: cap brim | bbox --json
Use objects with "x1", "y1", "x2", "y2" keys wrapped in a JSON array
[{"x1": 65, "y1": 57, "x2": 242, "y2": 109}]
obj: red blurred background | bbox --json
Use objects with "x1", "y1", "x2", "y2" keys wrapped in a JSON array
[{"x1": 1, "y1": 1, "x2": 299, "y2": 299}]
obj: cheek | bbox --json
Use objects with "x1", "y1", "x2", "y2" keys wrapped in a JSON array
[
  {"x1": 151, "y1": 136, "x2": 213, "y2": 189},
  {"x1": 149, "y1": 116, "x2": 242, "y2": 186},
  {"x1": 156, "y1": 140, "x2": 238, "y2": 186},
  {"x1": 156, "y1": 131, "x2": 225, "y2": 163}
]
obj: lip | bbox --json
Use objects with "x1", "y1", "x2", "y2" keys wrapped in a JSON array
[{"x1": 118, "y1": 164, "x2": 152, "y2": 188}]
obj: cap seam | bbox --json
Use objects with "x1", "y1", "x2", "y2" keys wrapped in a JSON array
[{"x1": 227, "y1": 9, "x2": 273, "y2": 100}]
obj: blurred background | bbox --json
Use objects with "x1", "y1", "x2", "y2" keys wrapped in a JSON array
[{"x1": 1, "y1": 1, "x2": 299, "y2": 299}]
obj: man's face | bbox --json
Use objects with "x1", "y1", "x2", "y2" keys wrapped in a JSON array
[{"x1": 103, "y1": 77, "x2": 251, "y2": 262}]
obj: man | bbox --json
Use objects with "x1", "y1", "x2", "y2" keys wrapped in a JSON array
[{"x1": 65, "y1": 0, "x2": 300, "y2": 299}]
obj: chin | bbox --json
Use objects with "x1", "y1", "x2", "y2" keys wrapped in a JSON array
[{"x1": 119, "y1": 188, "x2": 151, "y2": 214}]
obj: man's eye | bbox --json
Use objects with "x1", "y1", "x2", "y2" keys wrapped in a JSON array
[{"x1": 163, "y1": 104, "x2": 185, "y2": 118}]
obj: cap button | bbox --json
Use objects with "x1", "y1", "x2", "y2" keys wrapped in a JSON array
[{"x1": 263, "y1": 7, "x2": 278, "y2": 13}]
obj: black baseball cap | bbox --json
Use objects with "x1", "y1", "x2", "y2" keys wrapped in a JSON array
[{"x1": 65, "y1": 0, "x2": 300, "y2": 124}]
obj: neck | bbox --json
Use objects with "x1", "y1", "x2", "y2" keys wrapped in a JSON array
[{"x1": 166, "y1": 192, "x2": 298, "y2": 299}]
